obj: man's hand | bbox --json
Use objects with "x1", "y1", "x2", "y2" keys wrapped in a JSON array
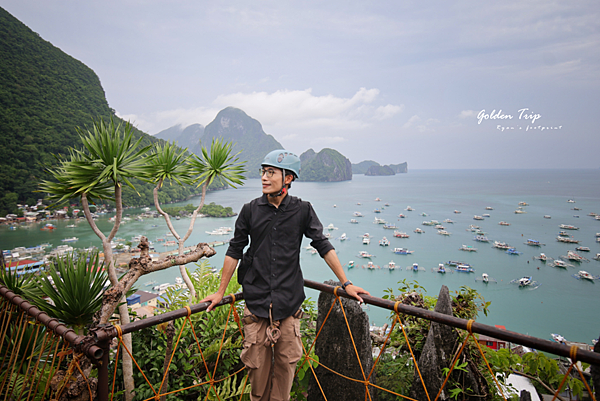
[
  {"x1": 200, "y1": 292, "x2": 224, "y2": 312},
  {"x1": 344, "y1": 285, "x2": 370, "y2": 304}
]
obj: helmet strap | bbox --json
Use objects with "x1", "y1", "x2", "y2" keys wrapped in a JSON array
[{"x1": 268, "y1": 168, "x2": 287, "y2": 197}]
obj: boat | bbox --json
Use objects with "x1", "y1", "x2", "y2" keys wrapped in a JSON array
[
  {"x1": 473, "y1": 235, "x2": 489, "y2": 242},
  {"x1": 373, "y1": 217, "x2": 386, "y2": 224},
  {"x1": 482, "y1": 213, "x2": 491, "y2": 218},
  {"x1": 443, "y1": 219, "x2": 454, "y2": 224},
  {"x1": 66, "y1": 224, "x2": 76, "y2": 228},
  {"x1": 567, "y1": 199, "x2": 575, "y2": 203},
  {"x1": 414, "y1": 228, "x2": 425, "y2": 233},
  {"x1": 175, "y1": 277, "x2": 183, "y2": 285},
  {"x1": 164, "y1": 240, "x2": 177, "y2": 246},
  {"x1": 398, "y1": 213, "x2": 406, "y2": 218},
  {"x1": 467, "y1": 224, "x2": 480, "y2": 231},
  {"x1": 393, "y1": 247, "x2": 414, "y2": 255},
  {"x1": 410, "y1": 263, "x2": 425, "y2": 272},
  {"x1": 378, "y1": 237, "x2": 390, "y2": 246},
  {"x1": 575, "y1": 271, "x2": 596, "y2": 281},
  {"x1": 525, "y1": 239, "x2": 543, "y2": 246},
  {"x1": 498, "y1": 221, "x2": 511, "y2": 226},
  {"x1": 562, "y1": 250, "x2": 589, "y2": 262},
  {"x1": 593, "y1": 253, "x2": 600, "y2": 261},
  {"x1": 435, "y1": 263, "x2": 447, "y2": 274},
  {"x1": 476, "y1": 273, "x2": 497, "y2": 283},
  {"x1": 386, "y1": 260, "x2": 398, "y2": 270},
  {"x1": 459, "y1": 244, "x2": 477, "y2": 252},
  {"x1": 559, "y1": 224, "x2": 579, "y2": 230},
  {"x1": 544, "y1": 215, "x2": 551, "y2": 219},
  {"x1": 339, "y1": 233, "x2": 347, "y2": 241},
  {"x1": 518, "y1": 201, "x2": 529, "y2": 206},
  {"x1": 363, "y1": 261, "x2": 380, "y2": 270},
  {"x1": 455, "y1": 264, "x2": 475, "y2": 273},
  {"x1": 61, "y1": 237, "x2": 79, "y2": 243},
  {"x1": 556, "y1": 236, "x2": 580, "y2": 244},
  {"x1": 550, "y1": 259, "x2": 572, "y2": 268},
  {"x1": 473, "y1": 215, "x2": 484, "y2": 220},
  {"x1": 446, "y1": 260, "x2": 466, "y2": 267},
  {"x1": 534, "y1": 253, "x2": 552, "y2": 262},
  {"x1": 485, "y1": 206, "x2": 494, "y2": 210},
  {"x1": 405, "y1": 206, "x2": 414, "y2": 211},
  {"x1": 144, "y1": 280, "x2": 158, "y2": 286},
  {"x1": 353, "y1": 212, "x2": 364, "y2": 217},
  {"x1": 558, "y1": 231, "x2": 570, "y2": 237},
  {"x1": 492, "y1": 241, "x2": 511, "y2": 250},
  {"x1": 422, "y1": 221, "x2": 436, "y2": 226},
  {"x1": 344, "y1": 261, "x2": 355, "y2": 269},
  {"x1": 324, "y1": 232, "x2": 332, "y2": 238},
  {"x1": 551, "y1": 333, "x2": 566, "y2": 343},
  {"x1": 506, "y1": 248, "x2": 521, "y2": 255},
  {"x1": 153, "y1": 283, "x2": 171, "y2": 292},
  {"x1": 437, "y1": 230, "x2": 451, "y2": 236},
  {"x1": 518, "y1": 277, "x2": 532, "y2": 286},
  {"x1": 375, "y1": 197, "x2": 381, "y2": 202},
  {"x1": 434, "y1": 224, "x2": 445, "y2": 230},
  {"x1": 421, "y1": 212, "x2": 428, "y2": 217},
  {"x1": 363, "y1": 237, "x2": 371, "y2": 245},
  {"x1": 373, "y1": 208, "x2": 382, "y2": 213},
  {"x1": 575, "y1": 246, "x2": 590, "y2": 252},
  {"x1": 358, "y1": 250, "x2": 373, "y2": 258},
  {"x1": 393, "y1": 231, "x2": 410, "y2": 238},
  {"x1": 205, "y1": 227, "x2": 231, "y2": 235},
  {"x1": 382, "y1": 223, "x2": 397, "y2": 229},
  {"x1": 514, "y1": 208, "x2": 527, "y2": 214},
  {"x1": 326, "y1": 223, "x2": 338, "y2": 230},
  {"x1": 454, "y1": 210, "x2": 461, "y2": 214},
  {"x1": 350, "y1": 219, "x2": 359, "y2": 224}
]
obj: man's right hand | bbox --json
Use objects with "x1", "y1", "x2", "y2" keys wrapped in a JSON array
[{"x1": 200, "y1": 292, "x2": 224, "y2": 312}]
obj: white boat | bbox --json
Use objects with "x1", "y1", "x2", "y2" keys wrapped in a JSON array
[
  {"x1": 576, "y1": 271, "x2": 595, "y2": 281},
  {"x1": 363, "y1": 261, "x2": 380, "y2": 269},
  {"x1": 454, "y1": 210, "x2": 461, "y2": 214},
  {"x1": 459, "y1": 244, "x2": 477, "y2": 252},
  {"x1": 153, "y1": 283, "x2": 171, "y2": 291},
  {"x1": 382, "y1": 223, "x2": 397, "y2": 229},
  {"x1": 405, "y1": 206, "x2": 414, "y2": 211},
  {"x1": 144, "y1": 280, "x2": 158, "y2": 286},
  {"x1": 437, "y1": 230, "x2": 451, "y2": 236},
  {"x1": 393, "y1": 247, "x2": 414, "y2": 255},
  {"x1": 473, "y1": 235, "x2": 489, "y2": 242},
  {"x1": 61, "y1": 237, "x2": 79, "y2": 243},
  {"x1": 473, "y1": 215, "x2": 484, "y2": 220},
  {"x1": 544, "y1": 215, "x2": 551, "y2": 219},
  {"x1": 413, "y1": 228, "x2": 425, "y2": 233},
  {"x1": 436, "y1": 263, "x2": 447, "y2": 274},
  {"x1": 563, "y1": 250, "x2": 588, "y2": 262},
  {"x1": 493, "y1": 241, "x2": 511, "y2": 250},
  {"x1": 514, "y1": 209, "x2": 527, "y2": 214},
  {"x1": 476, "y1": 273, "x2": 497, "y2": 283},
  {"x1": 551, "y1": 333, "x2": 566, "y2": 343},
  {"x1": 362, "y1": 236, "x2": 371, "y2": 244},
  {"x1": 398, "y1": 213, "x2": 406, "y2": 218},
  {"x1": 482, "y1": 213, "x2": 491, "y2": 218},
  {"x1": 379, "y1": 237, "x2": 390, "y2": 246},
  {"x1": 393, "y1": 231, "x2": 410, "y2": 238},
  {"x1": 498, "y1": 221, "x2": 511, "y2": 226},
  {"x1": 534, "y1": 253, "x2": 552, "y2": 262},
  {"x1": 559, "y1": 224, "x2": 579, "y2": 230},
  {"x1": 339, "y1": 233, "x2": 347, "y2": 241},
  {"x1": 575, "y1": 246, "x2": 590, "y2": 252},
  {"x1": 518, "y1": 276, "x2": 532, "y2": 286},
  {"x1": 175, "y1": 277, "x2": 183, "y2": 285},
  {"x1": 387, "y1": 260, "x2": 398, "y2": 270},
  {"x1": 353, "y1": 212, "x2": 364, "y2": 217},
  {"x1": 410, "y1": 263, "x2": 425, "y2": 272},
  {"x1": 326, "y1": 223, "x2": 338, "y2": 230},
  {"x1": 567, "y1": 199, "x2": 575, "y2": 203},
  {"x1": 373, "y1": 217, "x2": 386, "y2": 224},
  {"x1": 358, "y1": 250, "x2": 373, "y2": 258},
  {"x1": 518, "y1": 201, "x2": 529, "y2": 206},
  {"x1": 350, "y1": 219, "x2": 359, "y2": 224}
]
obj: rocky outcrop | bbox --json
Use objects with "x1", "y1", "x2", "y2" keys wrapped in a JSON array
[
  {"x1": 365, "y1": 165, "x2": 395, "y2": 176},
  {"x1": 299, "y1": 148, "x2": 352, "y2": 182},
  {"x1": 307, "y1": 280, "x2": 374, "y2": 401},
  {"x1": 410, "y1": 285, "x2": 486, "y2": 401}
]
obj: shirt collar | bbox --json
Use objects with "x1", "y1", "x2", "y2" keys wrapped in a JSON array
[{"x1": 258, "y1": 192, "x2": 291, "y2": 210}]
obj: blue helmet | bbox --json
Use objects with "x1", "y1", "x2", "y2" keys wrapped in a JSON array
[{"x1": 261, "y1": 150, "x2": 301, "y2": 178}]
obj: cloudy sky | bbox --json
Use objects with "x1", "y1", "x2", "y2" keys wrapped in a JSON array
[{"x1": 3, "y1": 1, "x2": 599, "y2": 168}]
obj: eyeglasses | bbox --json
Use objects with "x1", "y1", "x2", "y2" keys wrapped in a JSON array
[{"x1": 259, "y1": 168, "x2": 277, "y2": 178}]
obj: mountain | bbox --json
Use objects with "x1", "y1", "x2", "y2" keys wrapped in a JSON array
[
  {"x1": 352, "y1": 160, "x2": 408, "y2": 175},
  {"x1": 352, "y1": 160, "x2": 380, "y2": 174},
  {"x1": 198, "y1": 107, "x2": 283, "y2": 178},
  {"x1": 155, "y1": 123, "x2": 205, "y2": 154},
  {"x1": 299, "y1": 148, "x2": 352, "y2": 182},
  {"x1": 365, "y1": 165, "x2": 395, "y2": 176},
  {"x1": 0, "y1": 7, "x2": 192, "y2": 214}
]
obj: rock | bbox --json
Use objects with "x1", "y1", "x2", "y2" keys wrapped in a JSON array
[
  {"x1": 409, "y1": 285, "x2": 486, "y2": 401},
  {"x1": 520, "y1": 389, "x2": 532, "y2": 401},
  {"x1": 307, "y1": 280, "x2": 374, "y2": 401}
]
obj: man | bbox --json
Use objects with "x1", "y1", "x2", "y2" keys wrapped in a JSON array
[{"x1": 201, "y1": 149, "x2": 369, "y2": 401}]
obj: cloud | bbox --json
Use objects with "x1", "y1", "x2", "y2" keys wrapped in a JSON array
[
  {"x1": 459, "y1": 110, "x2": 477, "y2": 119},
  {"x1": 212, "y1": 87, "x2": 402, "y2": 131}
]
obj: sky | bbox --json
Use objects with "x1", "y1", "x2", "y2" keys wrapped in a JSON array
[{"x1": 2, "y1": 1, "x2": 600, "y2": 168}]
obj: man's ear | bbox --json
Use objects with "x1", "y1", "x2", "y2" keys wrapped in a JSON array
[{"x1": 284, "y1": 174, "x2": 294, "y2": 185}]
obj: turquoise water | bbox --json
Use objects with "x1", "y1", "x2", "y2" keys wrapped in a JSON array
[{"x1": 2, "y1": 170, "x2": 599, "y2": 344}]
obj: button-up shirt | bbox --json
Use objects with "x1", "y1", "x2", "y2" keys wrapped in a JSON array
[{"x1": 226, "y1": 193, "x2": 334, "y2": 320}]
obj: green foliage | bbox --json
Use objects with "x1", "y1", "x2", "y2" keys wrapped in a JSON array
[
  {"x1": 373, "y1": 352, "x2": 414, "y2": 401},
  {"x1": 161, "y1": 202, "x2": 236, "y2": 218},
  {"x1": 298, "y1": 148, "x2": 351, "y2": 182},
  {"x1": 33, "y1": 251, "x2": 107, "y2": 333},
  {"x1": 291, "y1": 297, "x2": 320, "y2": 401}
]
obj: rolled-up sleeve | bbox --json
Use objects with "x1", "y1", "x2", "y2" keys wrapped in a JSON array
[
  {"x1": 304, "y1": 203, "x2": 335, "y2": 257},
  {"x1": 225, "y1": 203, "x2": 250, "y2": 260}
]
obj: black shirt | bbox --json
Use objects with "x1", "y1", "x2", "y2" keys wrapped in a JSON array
[{"x1": 226, "y1": 193, "x2": 334, "y2": 320}]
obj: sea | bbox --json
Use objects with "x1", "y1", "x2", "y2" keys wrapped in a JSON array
[{"x1": 2, "y1": 169, "x2": 599, "y2": 345}]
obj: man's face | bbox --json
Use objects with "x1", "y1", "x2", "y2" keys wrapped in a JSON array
[{"x1": 260, "y1": 166, "x2": 283, "y2": 195}]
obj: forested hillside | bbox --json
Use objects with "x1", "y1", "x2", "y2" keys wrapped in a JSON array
[{"x1": 0, "y1": 7, "x2": 198, "y2": 215}]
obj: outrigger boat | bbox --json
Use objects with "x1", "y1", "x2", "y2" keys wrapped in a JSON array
[
  {"x1": 344, "y1": 261, "x2": 355, "y2": 269},
  {"x1": 437, "y1": 230, "x2": 451, "y2": 236},
  {"x1": 363, "y1": 237, "x2": 371, "y2": 244},
  {"x1": 339, "y1": 233, "x2": 347, "y2": 241},
  {"x1": 534, "y1": 253, "x2": 552, "y2": 262},
  {"x1": 575, "y1": 246, "x2": 590, "y2": 252},
  {"x1": 379, "y1": 237, "x2": 390, "y2": 246},
  {"x1": 562, "y1": 250, "x2": 589, "y2": 262},
  {"x1": 493, "y1": 241, "x2": 511, "y2": 250},
  {"x1": 459, "y1": 245, "x2": 477, "y2": 252},
  {"x1": 383, "y1": 223, "x2": 397, "y2": 229},
  {"x1": 393, "y1": 247, "x2": 414, "y2": 255},
  {"x1": 525, "y1": 239, "x2": 544, "y2": 246},
  {"x1": 559, "y1": 224, "x2": 579, "y2": 230},
  {"x1": 506, "y1": 248, "x2": 522, "y2": 255},
  {"x1": 410, "y1": 263, "x2": 426, "y2": 272},
  {"x1": 350, "y1": 219, "x2": 359, "y2": 224},
  {"x1": 455, "y1": 264, "x2": 475, "y2": 273},
  {"x1": 394, "y1": 231, "x2": 410, "y2": 238},
  {"x1": 474, "y1": 235, "x2": 489, "y2": 242},
  {"x1": 510, "y1": 276, "x2": 540, "y2": 288},
  {"x1": 435, "y1": 263, "x2": 448, "y2": 274},
  {"x1": 573, "y1": 270, "x2": 598, "y2": 281},
  {"x1": 353, "y1": 211, "x2": 364, "y2": 217},
  {"x1": 445, "y1": 260, "x2": 465, "y2": 267},
  {"x1": 498, "y1": 221, "x2": 511, "y2": 226},
  {"x1": 358, "y1": 250, "x2": 374, "y2": 258},
  {"x1": 550, "y1": 259, "x2": 573, "y2": 268},
  {"x1": 414, "y1": 228, "x2": 425, "y2": 233},
  {"x1": 476, "y1": 273, "x2": 497, "y2": 283},
  {"x1": 557, "y1": 236, "x2": 580, "y2": 244},
  {"x1": 386, "y1": 260, "x2": 399, "y2": 270},
  {"x1": 363, "y1": 261, "x2": 380, "y2": 269}
]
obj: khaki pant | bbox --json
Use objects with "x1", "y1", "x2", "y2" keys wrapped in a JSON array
[{"x1": 241, "y1": 306, "x2": 303, "y2": 401}]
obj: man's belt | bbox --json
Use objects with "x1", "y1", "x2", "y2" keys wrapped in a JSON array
[{"x1": 241, "y1": 308, "x2": 305, "y2": 325}]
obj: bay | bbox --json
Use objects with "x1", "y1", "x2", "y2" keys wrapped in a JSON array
[{"x1": 2, "y1": 169, "x2": 599, "y2": 345}]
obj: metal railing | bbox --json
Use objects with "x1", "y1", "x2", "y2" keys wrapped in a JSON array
[{"x1": 1, "y1": 280, "x2": 598, "y2": 401}]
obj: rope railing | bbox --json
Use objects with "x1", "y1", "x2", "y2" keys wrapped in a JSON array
[{"x1": 1, "y1": 281, "x2": 598, "y2": 401}]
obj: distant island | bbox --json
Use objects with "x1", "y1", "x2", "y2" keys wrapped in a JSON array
[{"x1": 352, "y1": 160, "x2": 408, "y2": 175}]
